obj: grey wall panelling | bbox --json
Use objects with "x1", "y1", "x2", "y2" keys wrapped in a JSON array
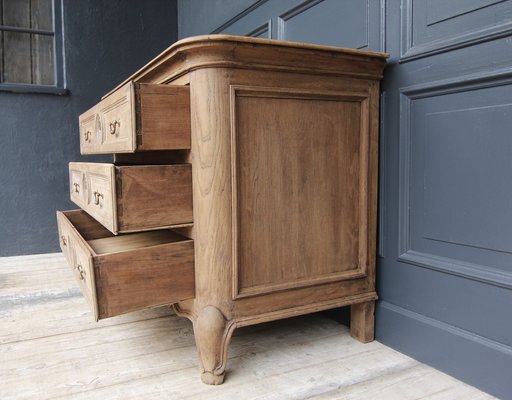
[
  {"x1": 381, "y1": 1, "x2": 512, "y2": 398},
  {"x1": 178, "y1": 0, "x2": 512, "y2": 397}
]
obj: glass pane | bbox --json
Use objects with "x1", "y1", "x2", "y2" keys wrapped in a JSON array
[
  {"x1": 1, "y1": 0, "x2": 31, "y2": 28},
  {"x1": 32, "y1": 33, "x2": 54, "y2": 85},
  {"x1": 3, "y1": 31, "x2": 31, "y2": 83},
  {"x1": 30, "y1": 0, "x2": 52, "y2": 31}
]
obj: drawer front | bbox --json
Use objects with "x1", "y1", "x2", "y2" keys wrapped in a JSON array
[
  {"x1": 56, "y1": 211, "x2": 99, "y2": 320},
  {"x1": 98, "y1": 83, "x2": 136, "y2": 153},
  {"x1": 57, "y1": 211, "x2": 74, "y2": 265},
  {"x1": 79, "y1": 111, "x2": 97, "y2": 152},
  {"x1": 78, "y1": 82, "x2": 135, "y2": 154},
  {"x1": 69, "y1": 167, "x2": 86, "y2": 208},
  {"x1": 56, "y1": 210, "x2": 195, "y2": 320},
  {"x1": 69, "y1": 162, "x2": 117, "y2": 234},
  {"x1": 86, "y1": 170, "x2": 116, "y2": 233},
  {"x1": 73, "y1": 239, "x2": 97, "y2": 314}
]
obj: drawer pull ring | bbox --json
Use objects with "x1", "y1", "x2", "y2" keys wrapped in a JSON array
[
  {"x1": 77, "y1": 264, "x2": 86, "y2": 281},
  {"x1": 61, "y1": 235, "x2": 67, "y2": 246},
  {"x1": 73, "y1": 183, "x2": 80, "y2": 193},
  {"x1": 109, "y1": 120, "x2": 120, "y2": 135},
  {"x1": 84, "y1": 130, "x2": 92, "y2": 142},
  {"x1": 93, "y1": 191, "x2": 104, "y2": 206}
]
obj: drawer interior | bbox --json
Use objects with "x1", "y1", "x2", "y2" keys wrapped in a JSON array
[
  {"x1": 89, "y1": 231, "x2": 186, "y2": 254},
  {"x1": 63, "y1": 210, "x2": 191, "y2": 255}
]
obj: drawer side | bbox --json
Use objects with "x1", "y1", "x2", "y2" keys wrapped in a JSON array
[
  {"x1": 94, "y1": 239, "x2": 195, "y2": 319},
  {"x1": 136, "y1": 83, "x2": 191, "y2": 150},
  {"x1": 116, "y1": 164, "x2": 193, "y2": 232}
]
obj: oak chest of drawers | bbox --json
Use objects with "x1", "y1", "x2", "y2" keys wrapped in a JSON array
[{"x1": 56, "y1": 35, "x2": 387, "y2": 385}]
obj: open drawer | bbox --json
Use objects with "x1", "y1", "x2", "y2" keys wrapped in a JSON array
[
  {"x1": 56, "y1": 209, "x2": 195, "y2": 320},
  {"x1": 79, "y1": 82, "x2": 190, "y2": 154},
  {"x1": 69, "y1": 162, "x2": 193, "y2": 234}
]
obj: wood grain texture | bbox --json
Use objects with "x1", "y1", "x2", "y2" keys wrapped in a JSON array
[
  {"x1": 79, "y1": 82, "x2": 190, "y2": 154},
  {"x1": 116, "y1": 164, "x2": 193, "y2": 232},
  {"x1": 137, "y1": 83, "x2": 191, "y2": 150},
  {"x1": 232, "y1": 86, "x2": 369, "y2": 298},
  {"x1": 56, "y1": 210, "x2": 195, "y2": 320},
  {"x1": 94, "y1": 238, "x2": 195, "y2": 319}
]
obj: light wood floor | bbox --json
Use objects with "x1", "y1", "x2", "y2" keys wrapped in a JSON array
[{"x1": 1, "y1": 253, "x2": 495, "y2": 400}]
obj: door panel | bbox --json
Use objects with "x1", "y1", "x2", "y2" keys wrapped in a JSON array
[
  {"x1": 217, "y1": 0, "x2": 384, "y2": 51},
  {"x1": 277, "y1": 0, "x2": 369, "y2": 48},
  {"x1": 401, "y1": 0, "x2": 512, "y2": 60},
  {"x1": 400, "y1": 79, "x2": 512, "y2": 277}
]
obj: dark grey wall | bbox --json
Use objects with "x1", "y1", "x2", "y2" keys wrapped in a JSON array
[
  {"x1": 0, "y1": 0, "x2": 177, "y2": 256},
  {"x1": 178, "y1": 1, "x2": 512, "y2": 398},
  {"x1": 178, "y1": 0, "x2": 256, "y2": 38}
]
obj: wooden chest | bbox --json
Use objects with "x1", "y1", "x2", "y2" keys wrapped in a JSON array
[{"x1": 56, "y1": 35, "x2": 387, "y2": 385}]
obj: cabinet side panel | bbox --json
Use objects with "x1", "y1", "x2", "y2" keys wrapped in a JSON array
[{"x1": 233, "y1": 88, "x2": 367, "y2": 298}]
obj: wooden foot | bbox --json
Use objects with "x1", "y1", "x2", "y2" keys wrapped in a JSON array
[
  {"x1": 193, "y1": 306, "x2": 234, "y2": 385},
  {"x1": 350, "y1": 301, "x2": 375, "y2": 343}
]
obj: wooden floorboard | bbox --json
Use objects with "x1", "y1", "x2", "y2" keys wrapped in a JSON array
[{"x1": 0, "y1": 253, "x2": 496, "y2": 400}]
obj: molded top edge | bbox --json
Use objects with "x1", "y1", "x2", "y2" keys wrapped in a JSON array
[
  {"x1": 107, "y1": 34, "x2": 389, "y2": 97},
  {"x1": 174, "y1": 34, "x2": 389, "y2": 59}
]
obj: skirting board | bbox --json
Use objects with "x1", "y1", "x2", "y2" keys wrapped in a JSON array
[{"x1": 376, "y1": 301, "x2": 512, "y2": 399}]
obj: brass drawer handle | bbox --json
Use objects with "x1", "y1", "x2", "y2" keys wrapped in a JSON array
[
  {"x1": 84, "y1": 130, "x2": 92, "y2": 142},
  {"x1": 73, "y1": 182, "x2": 80, "y2": 193},
  {"x1": 109, "y1": 120, "x2": 120, "y2": 135},
  {"x1": 93, "y1": 191, "x2": 104, "y2": 206},
  {"x1": 61, "y1": 235, "x2": 67, "y2": 246},
  {"x1": 77, "y1": 264, "x2": 86, "y2": 281}
]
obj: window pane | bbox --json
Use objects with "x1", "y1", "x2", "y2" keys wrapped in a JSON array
[
  {"x1": 30, "y1": 0, "x2": 52, "y2": 31},
  {"x1": 0, "y1": 0, "x2": 58, "y2": 88},
  {"x1": 1, "y1": 0, "x2": 31, "y2": 28},
  {"x1": 3, "y1": 31, "x2": 31, "y2": 83},
  {"x1": 32, "y1": 33, "x2": 54, "y2": 85}
]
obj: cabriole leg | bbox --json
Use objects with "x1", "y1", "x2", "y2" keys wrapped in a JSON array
[{"x1": 193, "y1": 305, "x2": 234, "y2": 385}]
